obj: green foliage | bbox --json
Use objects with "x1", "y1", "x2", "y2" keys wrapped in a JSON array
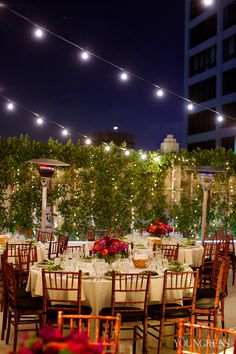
[{"x1": 0, "y1": 136, "x2": 236, "y2": 239}]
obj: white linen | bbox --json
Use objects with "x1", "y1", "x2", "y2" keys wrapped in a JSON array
[{"x1": 26, "y1": 262, "x2": 193, "y2": 315}]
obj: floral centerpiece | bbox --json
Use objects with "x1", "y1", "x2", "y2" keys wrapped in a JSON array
[
  {"x1": 92, "y1": 235, "x2": 129, "y2": 264},
  {"x1": 11, "y1": 326, "x2": 103, "y2": 354},
  {"x1": 146, "y1": 220, "x2": 173, "y2": 236}
]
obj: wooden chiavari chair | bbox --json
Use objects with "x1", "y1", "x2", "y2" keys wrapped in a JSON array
[
  {"x1": 58, "y1": 312, "x2": 121, "y2": 354},
  {"x1": 148, "y1": 270, "x2": 199, "y2": 354}
]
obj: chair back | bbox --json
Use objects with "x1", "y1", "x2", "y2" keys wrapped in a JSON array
[
  {"x1": 42, "y1": 269, "x2": 82, "y2": 326},
  {"x1": 158, "y1": 244, "x2": 179, "y2": 261},
  {"x1": 58, "y1": 312, "x2": 121, "y2": 354},
  {"x1": 48, "y1": 241, "x2": 60, "y2": 259},
  {"x1": 36, "y1": 230, "x2": 54, "y2": 243},
  {"x1": 4, "y1": 260, "x2": 18, "y2": 308},
  {"x1": 161, "y1": 270, "x2": 199, "y2": 317},
  {"x1": 66, "y1": 245, "x2": 85, "y2": 257},
  {"x1": 18, "y1": 246, "x2": 38, "y2": 285},
  {"x1": 177, "y1": 321, "x2": 236, "y2": 354},
  {"x1": 5, "y1": 243, "x2": 32, "y2": 267},
  {"x1": 212, "y1": 255, "x2": 230, "y2": 298},
  {"x1": 111, "y1": 272, "x2": 151, "y2": 317},
  {"x1": 58, "y1": 235, "x2": 69, "y2": 254}
]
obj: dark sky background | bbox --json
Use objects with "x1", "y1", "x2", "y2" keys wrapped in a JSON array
[{"x1": 0, "y1": 0, "x2": 185, "y2": 151}]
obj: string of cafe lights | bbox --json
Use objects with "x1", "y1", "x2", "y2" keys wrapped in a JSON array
[
  {"x1": 0, "y1": 92, "x2": 153, "y2": 160},
  {"x1": 1, "y1": 0, "x2": 236, "y2": 141}
]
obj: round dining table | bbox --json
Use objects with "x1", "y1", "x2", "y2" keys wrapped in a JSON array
[{"x1": 26, "y1": 259, "x2": 193, "y2": 315}]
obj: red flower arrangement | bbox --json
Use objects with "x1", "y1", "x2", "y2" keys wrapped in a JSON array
[
  {"x1": 146, "y1": 220, "x2": 173, "y2": 236},
  {"x1": 92, "y1": 235, "x2": 129, "y2": 263},
  {"x1": 11, "y1": 326, "x2": 103, "y2": 354}
]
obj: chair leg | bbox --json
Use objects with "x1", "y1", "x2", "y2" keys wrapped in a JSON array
[
  {"x1": 221, "y1": 299, "x2": 225, "y2": 329},
  {"x1": 232, "y1": 262, "x2": 235, "y2": 286},
  {"x1": 133, "y1": 326, "x2": 137, "y2": 354},
  {"x1": 157, "y1": 320, "x2": 164, "y2": 354},
  {"x1": 1, "y1": 297, "x2": 8, "y2": 340},
  {"x1": 142, "y1": 320, "x2": 148, "y2": 354},
  {"x1": 6, "y1": 310, "x2": 12, "y2": 344},
  {"x1": 13, "y1": 312, "x2": 19, "y2": 352}
]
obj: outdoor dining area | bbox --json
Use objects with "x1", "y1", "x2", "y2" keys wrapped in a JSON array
[
  {"x1": 0, "y1": 140, "x2": 236, "y2": 354},
  {"x1": 0, "y1": 226, "x2": 236, "y2": 354}
]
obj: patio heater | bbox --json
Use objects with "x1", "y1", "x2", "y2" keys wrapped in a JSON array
[
  {"x1": 189, "y1": 166, "x2": 225, "y2": 241},
  {"x1": 26, "y1": 158, "x2": 70, "y2": 231}
]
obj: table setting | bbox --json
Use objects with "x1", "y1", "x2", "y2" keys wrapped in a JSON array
[{"x1": 26, "y1": 235, "x2": 194, "y2": 315}]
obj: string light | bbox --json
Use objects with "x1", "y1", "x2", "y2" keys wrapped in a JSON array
[
  {"x1": 125, "y1": 150, "x2": 130, "y2": 156},
  {"x1": 202, "y1": 0, "x2": 214, "y2": 6},
  {"x1": 155, "y1": 155, "x2": 161, "y2": 162},
  {"x1": 81, "y1": 51, "x2": 89, "y2": 61},
  {"x1": 141, "y1": 153, "x2": 147, "y2": 160},
  {"x1": 36, "y1": 116, "x2": 43, "y2": 125},
  {"x1": 104, "y1": 145, "x2": 110, "y2": 152},
  {"x1": 2, "y1": 4, "x2": 236, "y2": 134},
  {"x1": 120, "y1": 71, "x2": 128, "y2": 81},
  {"x1": 113, "y1": 126, "x2": 118, "y2": 131},
  {"x1": 6, "y1": 102, "x2": 14, "y2": 111},
  {"x1": 62, "y1": 128, "x2": 69, "y2": 136},
  {"x1": 156, "y1": 88, "x2": 164, "y2": 97},
  {"x1": 187, "y1": 102, "x2": 194, "y2": 111},
  {"x1": 34, "y1": 27, "x2": 44, "y2": 39},
  {"x1": 217, "y1": 115, "x2": 224, "y2": 123},
  {"x1": 85, "y1": 137, "x2": 91, "y2": 145}
]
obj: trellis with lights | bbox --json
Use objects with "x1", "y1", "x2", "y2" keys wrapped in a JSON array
[
  {"x1": 0, "y1": 0, "x2": 236, "y2": 145},
  {"x1": 0, "y1": 135, "x2": 235, "y2": 239}
]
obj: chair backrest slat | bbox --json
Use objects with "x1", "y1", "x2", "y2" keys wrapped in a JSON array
[
  {"x1": 57, "y1": 311, "x2": 121, "y2": 354},
  {"x1": 157, "y1": 244, "x2": 179, "y2": 261}
]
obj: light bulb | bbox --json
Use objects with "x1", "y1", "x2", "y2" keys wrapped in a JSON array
[
  {"x1": 62, "y1": 129, "x2": 69, "y2": 136},
  {"x1": 125, "y1": 150, "x2": 130, "y2": 156},
  {"x1": 113, "y1": 126, "x2": 118, "y2": 131},
  {"x1": 156, "y1": 89, "x2": 164, "y2": 97},
  {"x1": 36, "y1": 117, "x2": 43, "y2": 125},
  {"x1": 217, "y1": 115, "x2": 224, "y2": 122},
  {"x1": 81, "y1": 51, "x2": 89, "y2": 60},
  {"x1": 85, "y1": 138, "x2": 91, "y2": 145},
  {"x1": 104, "y1": 145, "x2": 110, "y2": 152},
  {"x1": 34, "y1": 27, "x2": 44, "y2": 38},
  {"x1": 155, "y1": 155, "x2": 161, "y2": 162},
  {"x1": 6, "y1": 102, "x2": 14, "y2": 111},
  {"x1": 202, "y1": 0, "x2": 214, "y2": 6},
  {"x1": 187, "y1": 103, "x2": 194, "y2": 111},
  {"x1": 141, "y1": 153, "x2": 147, "y2": 160},
  {"x1": 120, "y1": 72, "x2": 128, "y2": 81}
]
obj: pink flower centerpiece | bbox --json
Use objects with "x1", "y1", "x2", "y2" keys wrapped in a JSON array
[
  {"x1": 146, "y1": 220, "x2": 173, "y2": 236},
  {"x1": 11, "y1": 326, "x2": 103, "y2": 354},
  {"x1": 92, "y1": 235, "x2": 129, "y2": 264}
]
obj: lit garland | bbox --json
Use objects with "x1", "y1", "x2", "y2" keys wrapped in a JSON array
[{"x1": 0, "y1": 1, "x2": 236, "y2": 140}]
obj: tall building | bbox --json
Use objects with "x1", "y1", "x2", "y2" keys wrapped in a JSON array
[{"x1": 184, "y1": 0, "x2": 236, "y2": 151}]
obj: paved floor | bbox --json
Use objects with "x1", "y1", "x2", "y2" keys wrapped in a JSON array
[{"x1": 1, "y1": 271, "x2": 236, "y2": 353}]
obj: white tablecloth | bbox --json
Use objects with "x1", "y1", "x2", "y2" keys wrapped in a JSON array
[
  {"x1": 178, "y1": 245, "x2": 204, "y2": 267},
  {"x1": 26, "y1": 262, "x2": 193, "y2": 315}
]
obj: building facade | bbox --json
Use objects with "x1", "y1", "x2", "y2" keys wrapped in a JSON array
[{"x1": 184, "y1": 0, "x2": 236, "y2": 151}]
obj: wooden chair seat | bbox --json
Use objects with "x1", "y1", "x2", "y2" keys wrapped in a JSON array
[
  {"x1": 148, "y1": 303, "x2": 192, "y2": 319},
  {"x1": 100, "y1": 306, "x2": 145, "y2": 322}
]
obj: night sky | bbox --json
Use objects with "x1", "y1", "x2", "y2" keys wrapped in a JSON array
[{"x1": 0, "y1": 0, "x2": 185, "y2": 151}]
